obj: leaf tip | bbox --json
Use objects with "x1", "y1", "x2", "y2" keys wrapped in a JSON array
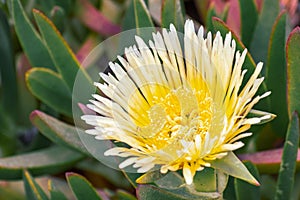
[
  {"x1": 65, "y1": 172, "x2": 76, "y2": 178},
  {"x1": 287, "y1": 26, "x2": 300, "y2": 47},
  {"x1": 29, "y1": 110, "x2": 42, "y2": 122}
]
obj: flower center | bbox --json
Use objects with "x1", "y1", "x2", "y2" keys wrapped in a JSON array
[{"x1": 128, "y1": 81, "x2": 213, "y2": 154}]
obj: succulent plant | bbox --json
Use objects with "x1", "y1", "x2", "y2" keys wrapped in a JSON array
[{"x1": 0, "y1": 0, "x2": 300, "y2": 199}]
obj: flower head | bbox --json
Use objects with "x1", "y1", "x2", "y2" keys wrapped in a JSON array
[{"x1": 82, "y1": 20, "x2": 273, "y2": 185}]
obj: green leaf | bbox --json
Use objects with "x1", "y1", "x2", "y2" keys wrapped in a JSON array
[
  {"x1": 275, "y1": 112, "x2": 299, "y2": 200},
  {"x1": 193, "y1": 168, "x2": 216, "y2": 192},
  {"x1": 23, "y1": 170, "x2": 49, "y2": 200},
  {"x1": 266, "y1": 11, "x2": 288, "y2": 136},
  {"x1": 212, "y1": 17, "x2": 269, "y2": 99},
  {"x1": 76, "y1": 159, "x2": 132, "y2": 189},
  {"x1": 137, "y1": 185, "x2": 187, "y2": 200},
  {"x1": 0, "y1": 8, "x2": 18, "y2": 119},
  {"x1": 154, "y1": 171, "x2": 185, "y2": 190},
  {"x1": 0, "y1": 184, "x2": 25, "y2": 200},
  {"x1": 137, "y1": 184, "x2": 221, "y2": 200},
  {"x1": 36, "y1": 0, "x2": 55, "y2": 15},
  {"x1": 139, "y1": 172, "x2": 222, "y2": 199},
  {"x1": 113, "y1": 190, "x2": 137, "y2": 200},
  {"x1": 123, "y1": 172, "x2": 141, "y2": 188},
  {"x1": 234, "y1": 162, "x2": 260, "y2": 200},
  {"x1": 48, "y1": 180, "x2": 68, "y2": 200},
  {"x1": 49, "y1": 6, "x2": 66, "y2": 33},
  {"x1": 10, "y1": 0, "x2": 55, "y2": 70},
  {"x1": 54, "y1": 0, "x2": 72, "y2": 14},
  {"x1": 66, "y1": 172, "x2": 102, "y2": 200},
  {"x1": 16, "y1": 54, "x2": 39, "y2": 127},
  {"x1": 136, "y1": 170, "x2": 166, "y2": 184},
  {"x1": 161, "y1": 0, "x2": 185, "y2": 32},
  {"x1": 122, "y1": 0, "x2": 136, "y2": 31},
  {"x1": 287, "y1": 27, "x2": 300, "y2": 117},
  {"x1": 0, "y1": 146, "x2": 84, "y2": 180},
  {"x1": 30, "y1": 110, "x2": 89, "y2": 155},
  {"x1": 239, "y1": 0, "x2": 258, "y2": 47},
  {"x1": 260, "y1": 175, "x2": 276, "y2": 200},
  {"x1": 133, "y1": 0, "x2": 155, "y2": 40},
  {"x1": 211, "y1": 152, "x2": 259, "y2": 186},
  {"x1": 32, "y1": 9, "x2": 93, "y2": 91},
  {"x1": 205, "y1": 4, "x2": 217, "y2": 33},
  {"x1": 193, "y1": 168, "x2": 228, "y2": 194},
  {"x1": 249, "y1": 0, "x2": 279, "y2": 64},
  {"x1": 223, "y1": 177, "x2": 236, "y2": 200},
  {"x1": 26, "y1": 68, "x2": 72, "y2": 117}
]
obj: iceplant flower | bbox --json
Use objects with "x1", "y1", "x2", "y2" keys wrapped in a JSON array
[{"x1": 82, "y1": 20, "x2": 273, "y2": 185}]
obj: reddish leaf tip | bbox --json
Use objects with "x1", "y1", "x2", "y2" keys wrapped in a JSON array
[
  {"x1": 287, "y1": 26, "x2": 300, "y2": 46},
  {"x1": 65, "y1": 172, "x2": 77, "y2": 178},
  {"x1": 29, "y1": 110, "x2": 42, "y2": 121}
]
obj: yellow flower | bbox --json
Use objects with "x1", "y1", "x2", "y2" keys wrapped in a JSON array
[{"x1": 82, "y1": 20, "x2": 273, "y2": 185}]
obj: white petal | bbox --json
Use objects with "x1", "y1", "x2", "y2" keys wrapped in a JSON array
[
  {"x1": 183, "y1": 163, "x2": 193, "y2": 185},
  {"x1": 119, "y1": 157, "x2": 138, "y2": 168}
]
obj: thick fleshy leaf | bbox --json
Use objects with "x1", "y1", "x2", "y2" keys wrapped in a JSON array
[
  {"x1": 161, "y1": 0, "x2": 185, "y2": 32},
  {"x1": 32, "y1": 9, "x2": 93, "y2": 92},
  {"x1": 10, "y1": 0, "x2": 55, "y2": 70},
  {"x1": 287, "y1": 27, "x2": 300, "y2": 117},
  {"x1": 275, "y1": 112, "x2": 299, "y2": 200},
  {"x1": 193, "y1": 168, "x2": 217, "y2": 192},
  {"x1": 154, "y1": 171, "x2": 185, "y2": 190},
  {"x1": 26, "y1": 68, "x2": 72, "y2": 117},
  {"x1": 76, "y1": 159, "x2": 132, "y2": 189},
  {"x1": 194, "y1": 0, "x2": 210, "y2": 23},
  {"x1": 238, "y1": 0, "x2": 258, "y2": 47},
  {"x1": 260, "y1": 175, "x2": 276, "y2": 200},
  {"x1": 0, "y1": 106, "x2": 16, "y2": 156},
  {"x1": 23, "y1": 170, "x2": 49, "y2": 200},
  {"x1": 133, "y1": 0, "x2": 155, "y2": 39},
  {"x1": 16, "y1": 54, "x2": 38, "y2": 127},
  {"x1": 234, "y1": 162, "x2": 260, "y2": 200},
  {"x1": 249, "y1": 0, "x2": 279, "y2": 64},
  {"x1": 140, "y1": 172, "x2": 222, "y2": 199},
  {"x1": 0, "y1": 8, "x2": 18, "y2": 119},
  {"x1": 0, "y1": 146, "x2": 84, "y2": 180},
  {"x1": 193, "y1": 168, "x2": 228, "y2": 194},
  {"x1": 66, "y1": 172, "x2": 102, "y2": 200},
  {"x1": 136, "y1": 185, "x2": 186, "y2": 200},
  {"x1": 30, "y1": 110, "x2": 89, "y2": 155},
  {"x1": 205, "y1": 4, "x2": 217, "y2": 33},
  {"x1": 53, "y1": 0, "x2": 72, "y2": 14},
  {"x1": 266, "y1": 11, "x2": 288, "y2": 136},
  {"x1": 123, "y1": 172, "x2": 141, "y2": 188},
  {"x1": 211, "y1": 152, "x2": 259, "y2": 186},
  {"x1": 223, "y1": 177, "x2": 236, "y2": 200},
  {"x1": 136, "y1": 170, "x2": 166, "y2": 184},
  {"x1": 212, "y1": 17, "x2": 268, "y2": 98},
  {"x1": 238, "y1": 148, "x2": 300, "y2": 174},
  {"x1": 49, "y1": 6, "x2": 66, "y2": 33},
  {"x1": 137, "y1": 184, "x2": 221, "y2": 200},
  {"x1": 48, "y1": 180, "x2": 68, "y2": 200},
  {"x1": 114, "y1": 190, "x2": 137, "y2": 200},
  {"x1": 0, "y1": 183, "x2": 25, "y2": 200},
  {"x1": 122, "y1": 0, "x2": 136, "y2": 31}
]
